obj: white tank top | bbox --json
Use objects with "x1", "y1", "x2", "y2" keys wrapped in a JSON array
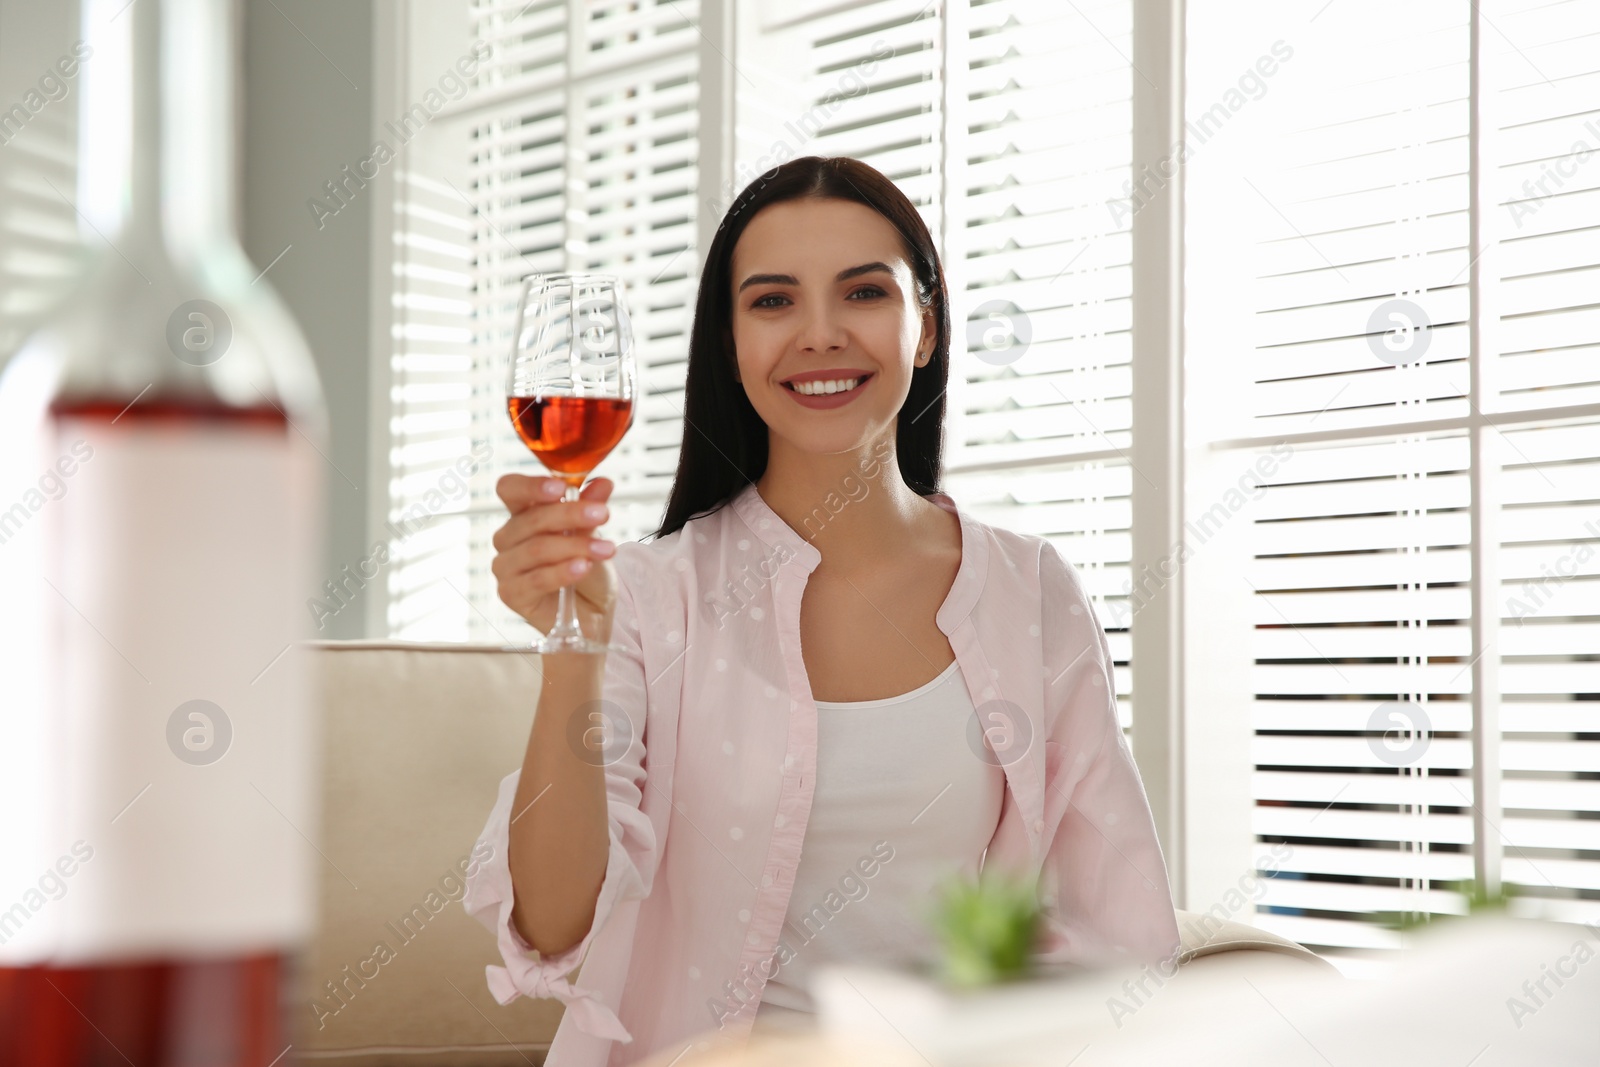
[{"x1": 754, "y1": 658, "x2": 1006, "y2": 1028}]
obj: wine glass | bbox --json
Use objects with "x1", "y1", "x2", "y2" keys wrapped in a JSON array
[{"x1": 507, "y1": 272, "x2": 637, "y2": 654}]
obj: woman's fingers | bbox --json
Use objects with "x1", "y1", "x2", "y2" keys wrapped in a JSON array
[
  {"x1": 491, "y1": 492, "x2": 613, "y2": 552},
  {"x1": 495, "y1": 472, "x2": 562, "y2": 513},
  {"x1": 490, "y1": 531, "x2": 606, "y2": 580},
  {"x1": 499, "y1": 558, "x2": 594, "y2": 622},
  {"x1": 490, "y1": 474, "x2": 618, "y2": 633},
  {"x1": 498, "y1": 473, "x2": 613, "y2": 510}
]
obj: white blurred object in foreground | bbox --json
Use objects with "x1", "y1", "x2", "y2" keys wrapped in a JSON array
[
  {"x1": 814, "y1": 916, "x2": 1600, "y2": 1066},
  {"x1": 0, "y1": 0, "x2": 324, "y2": 1059}
]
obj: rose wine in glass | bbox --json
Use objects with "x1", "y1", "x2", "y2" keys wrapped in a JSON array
[{"x1": 507, "y1": 273, "x2": 637, "y2": 654}]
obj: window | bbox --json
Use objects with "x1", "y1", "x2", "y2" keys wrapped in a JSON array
[{"x1": 1188, "y1": 0, "x2": 1600, "y2": 973}]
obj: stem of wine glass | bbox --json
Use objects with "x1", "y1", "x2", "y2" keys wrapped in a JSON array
[{"x1": 545, "y1": 481, "x2": 588, "y2": 645}]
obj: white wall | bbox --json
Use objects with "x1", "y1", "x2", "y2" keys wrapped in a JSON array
[{"x1": 241, "y1": 0, "x2": 378, "y2": 639}]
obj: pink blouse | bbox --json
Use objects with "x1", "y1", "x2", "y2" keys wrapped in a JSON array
[{"x1": 462, "y1": 481, "x2": 1180, "y2": 1067}]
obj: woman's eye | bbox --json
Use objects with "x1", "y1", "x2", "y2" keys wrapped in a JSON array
[{"x1": 750, "y1": 287, "x2": 883, "y2": 308}]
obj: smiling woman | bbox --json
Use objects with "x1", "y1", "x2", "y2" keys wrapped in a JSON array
[
  {"x1": 655, "y1": 157, "x2": 951, "y2": 542},
  {"x1": 468, "y1": 156, "x2": 1179, "y2": 1067}
]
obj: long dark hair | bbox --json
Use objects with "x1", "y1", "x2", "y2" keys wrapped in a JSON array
[{"x1": 648, "y1": 156, "x2": 952, "y2": 541}]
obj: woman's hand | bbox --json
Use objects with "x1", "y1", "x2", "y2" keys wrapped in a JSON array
[{"x1": 492, "y1": 474, "x2": 619, "y2": 644}]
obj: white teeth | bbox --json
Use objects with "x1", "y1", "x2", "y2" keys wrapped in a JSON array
[{"x1": 792, "y1": 377, "x2": 863, "y2": 396}]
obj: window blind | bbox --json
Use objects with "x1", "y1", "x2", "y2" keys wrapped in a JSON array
[
  {"x1": 953, "y1": 0, "x2": 1135, "y2": 724},
  {"x1": 1489, "y1": 0, "x2": 1600, "y2": 932},
  {"x1": 386, "y1": 0, "x2": 701, "y2": 641},
  {"x1": 782, "y1": 0, "x2": 944, "y2": 202},
  {"x1": 1238, "y1": 0, "x2": 1476, "y2": 973},
  {"x1": 1249, "y1": 432, "x2": 1475, "y2": 964},
  {"x1": 0, "y1": 12, "x2": 83, "y2": 368},
  {"x1": 1497, "y1": 421, "x2": 1600, "y2": 923},
  {"x1": 383, "y1": 166, "x2": 479, "y2": 638},
  {"x1": 1497, "y1": 0, "x2": 1600, "y2": 412},
  {"x1": 1218, "y1": 0, "x2": 1600, "y2": 972}
]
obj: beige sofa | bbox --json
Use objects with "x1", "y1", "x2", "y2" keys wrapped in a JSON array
[{"x1": 294, "y1": 641, "x2": 1334, "y2": 1066}]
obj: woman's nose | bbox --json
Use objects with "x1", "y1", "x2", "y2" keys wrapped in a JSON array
[{"x1": 796, "y1": 304, "x2": 847, "y2": 352}]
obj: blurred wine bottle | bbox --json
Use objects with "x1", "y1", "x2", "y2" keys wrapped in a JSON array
[{"x1": 0, "y1": 0, "x2": 326, "y2": 1063}]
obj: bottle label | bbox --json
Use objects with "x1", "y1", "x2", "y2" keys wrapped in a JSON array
[{"x1": 0, "y1": 412, "x2": 322, "y2": 963}]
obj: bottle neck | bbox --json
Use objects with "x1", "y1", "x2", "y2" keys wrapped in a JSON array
[{"x1": 78, "y1": 0, "x2": 237, "y2": 253}]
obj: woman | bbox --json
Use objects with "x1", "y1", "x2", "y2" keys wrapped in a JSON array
[{"x1": 463, "y1": 156, "x2": 1180, "y2": 1067}]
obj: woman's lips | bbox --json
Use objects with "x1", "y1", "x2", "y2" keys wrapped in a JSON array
[{"x1": 782, "y1": 374, "x2": 872, "y2": 409}]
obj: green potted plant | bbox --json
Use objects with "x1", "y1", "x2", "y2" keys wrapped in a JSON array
[
  {"x1": 1375, "y1": 878, "x2": 1519, "y2": 934},
  {"x1": 929, "y1": 870, "x2": 1044, "y2": 988}
]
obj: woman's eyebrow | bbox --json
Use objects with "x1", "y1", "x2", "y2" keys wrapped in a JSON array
[{"x1": 736, "y1": 261, "x2": 897, "y2": 293}]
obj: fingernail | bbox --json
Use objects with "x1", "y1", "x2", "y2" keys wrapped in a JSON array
[
  {"x1": 569, "y1": 559, "x2": 591, "y2": 575},
  {"x1": 542, "y1": 480, "x2": 564, "y2": 497},
  {"x1": 590, "y1": 539, "x2": 615, "y2": 558},
  {"x1": 583, "y1": 504, "x2": 607, "y2": 521}
]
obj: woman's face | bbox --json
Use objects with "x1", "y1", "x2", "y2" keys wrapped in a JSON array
[{"x1": 728, "y1": 196, "x2": 936, "y2": 457}]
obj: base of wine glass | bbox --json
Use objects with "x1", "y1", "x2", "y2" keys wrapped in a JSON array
[{"x1": 529, "y1": 633, "x2": 626, "y2": 655}]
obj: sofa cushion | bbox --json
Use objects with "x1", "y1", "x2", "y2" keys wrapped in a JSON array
[{"x1": 294, "y1": 641, "x2": 561, "y2": 1065}]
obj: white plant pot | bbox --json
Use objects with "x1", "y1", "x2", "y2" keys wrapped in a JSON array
[{"x1": 810, "y1": 961, "x2": 1140, "y2": 1067}]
